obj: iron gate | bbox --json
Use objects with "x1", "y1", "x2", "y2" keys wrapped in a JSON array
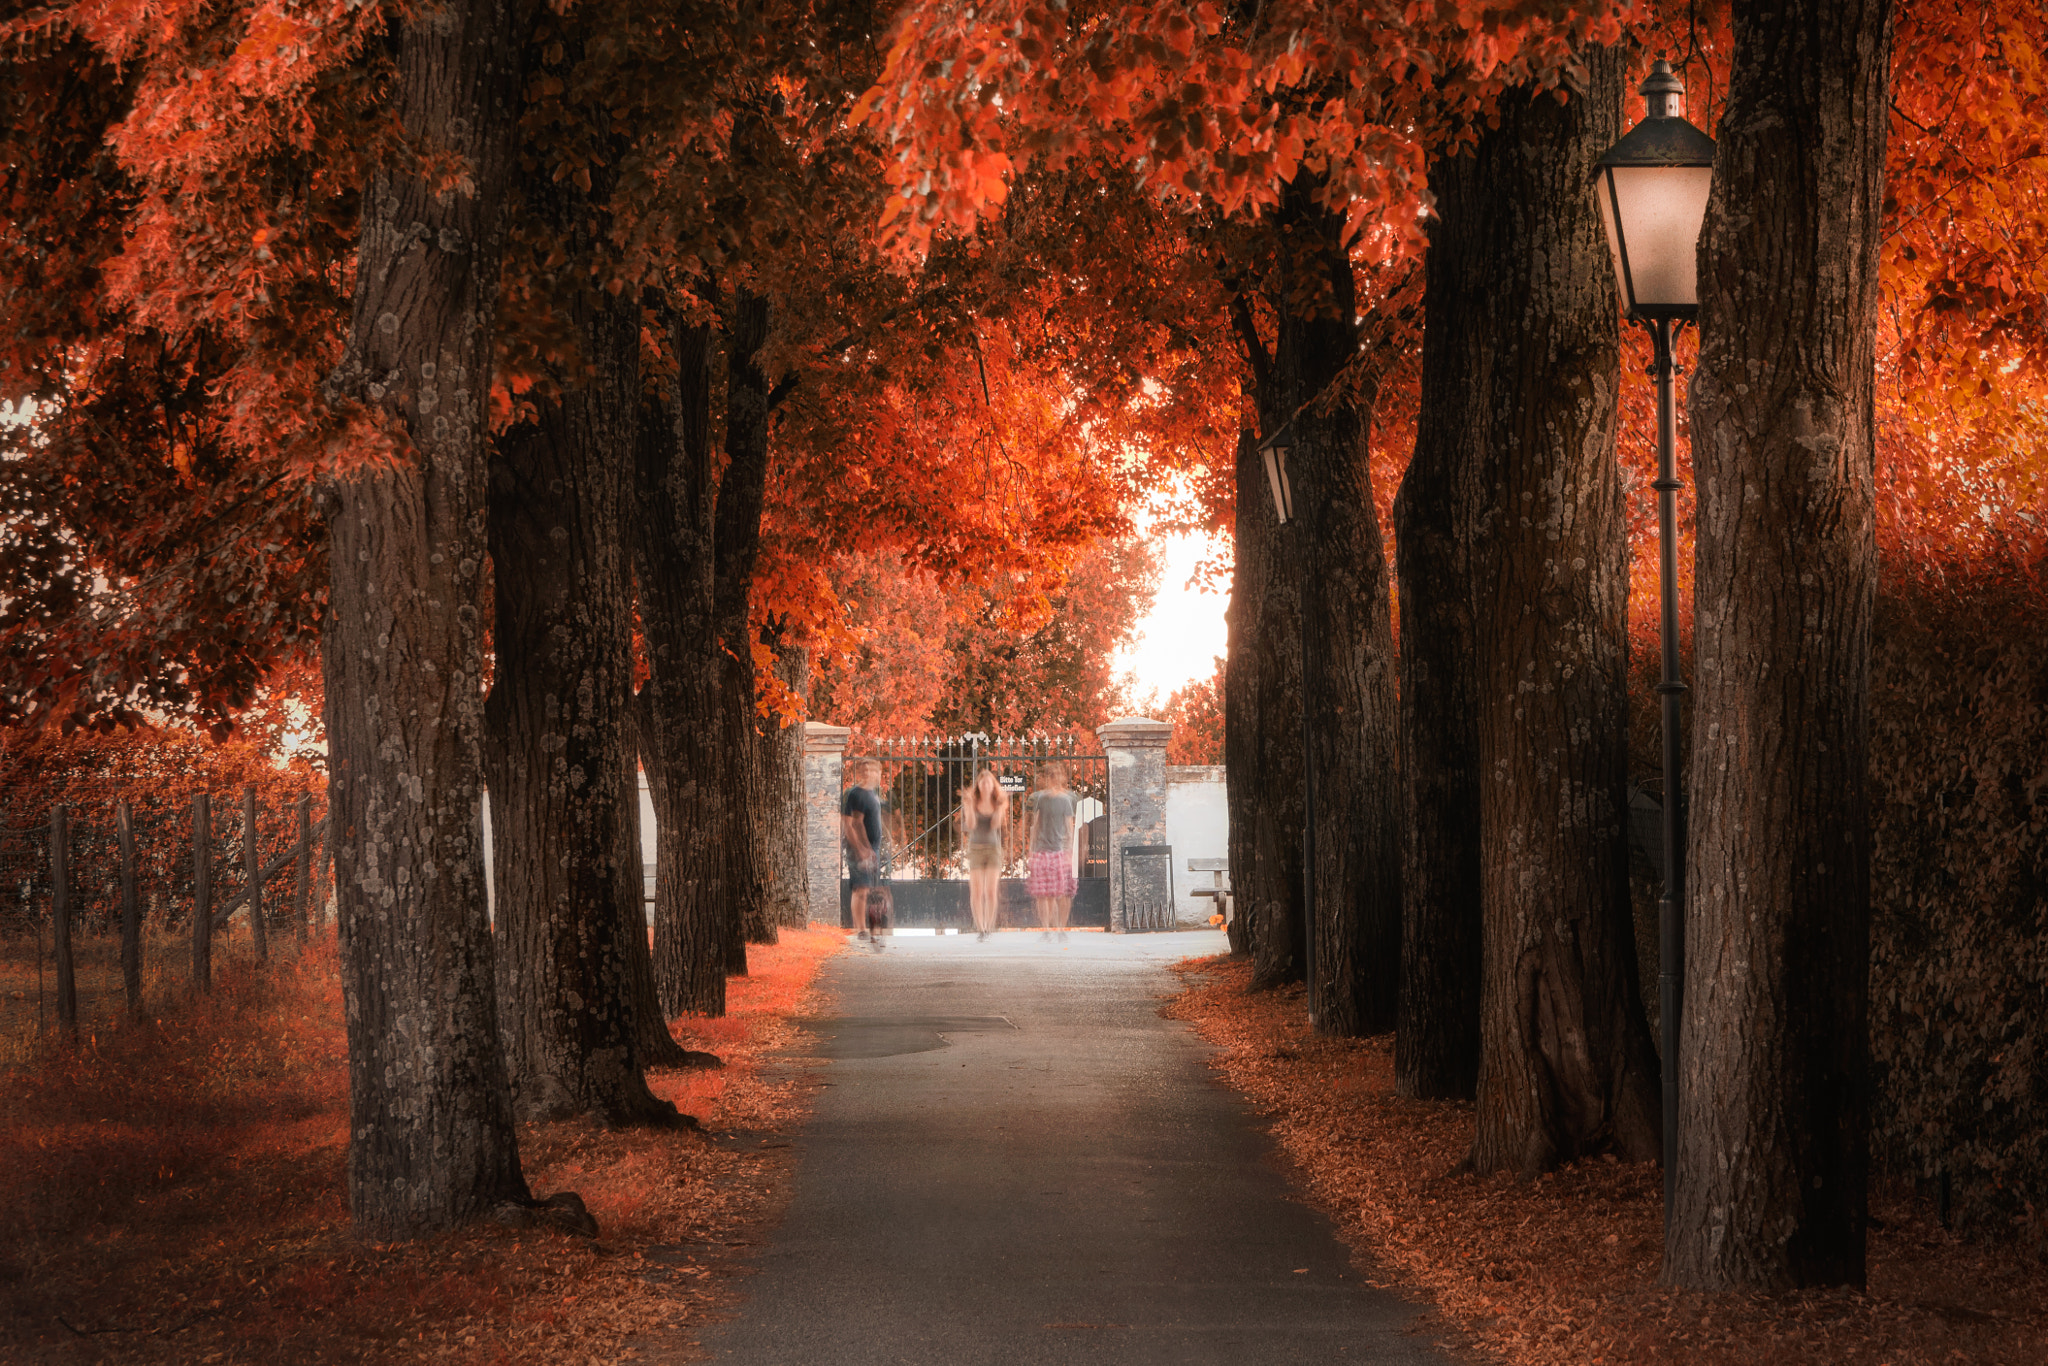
[{"x1": 840, "y1": 732, "x2": 1110, "y2": 928}]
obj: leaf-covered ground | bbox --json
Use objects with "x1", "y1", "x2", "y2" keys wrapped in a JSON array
[
  {"x1": 0, "y1": 925, "x2": 842, "y2": 1364},
  {"x1": 1164, "y1": 953, "x2": 2048, "y2": 1366}
]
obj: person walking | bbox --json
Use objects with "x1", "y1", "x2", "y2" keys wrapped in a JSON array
[
  {"x1": 1024, "y1": 761, "x2": 1079, "y2": 940},
  {"x1": 958, "y1": 767, "x2": 1009, "y2": 941},
  {"x1": 842, "y1": 758, "x2": 885, "y2": 942}
]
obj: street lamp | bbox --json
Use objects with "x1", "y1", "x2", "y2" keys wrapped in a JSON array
[
  {"x1": 1259, "y1": 423, "x2": 1296, "y2": 525},
  {"x1": 1258, "y1": 422, "x2": 1314, "y2": 1023},
  {"x1": 1595, "y1": 57, "x2": 1715, "y2": 1224}
]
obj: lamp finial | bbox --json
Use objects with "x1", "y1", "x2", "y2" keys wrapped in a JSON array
[{"x1": 1642, "y1": 58, "x2": 1685, "y2": 120}]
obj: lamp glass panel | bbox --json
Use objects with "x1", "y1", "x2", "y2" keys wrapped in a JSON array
[
  {"x1": 1596, "y1": 172, "x2": 1631, "y2": 304},
  {"x1": 1262, "y1": 444, "x2": 1293, "y2": 523},
  {"x1": 1604, "y1": 164, "x2": 1712, "y2": 310}
]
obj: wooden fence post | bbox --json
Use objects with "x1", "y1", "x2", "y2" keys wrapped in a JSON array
[
  {"x1": 51, "y1": 804, "x2": 76, "y2": 1031},
  {"x1": 192, "y1": 793, "x2": 211, "y2": 992},
  {"x1": 119, "y1": 802, "x2": 140, "y2": 1016},
  {"x1": 292, "y1": 795, "x2": 312, "y2": 942},
  {"x1": 243, "y1": 785, "x2": 267, "y2": 961}
]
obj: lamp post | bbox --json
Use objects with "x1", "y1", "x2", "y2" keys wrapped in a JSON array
[
  {"x1": 1594, "y1": 58, "x2": 1716, "y2": 1223},
  {"x1": 1257, "y1": 422, "x2": 1314, "y2": 1024}
]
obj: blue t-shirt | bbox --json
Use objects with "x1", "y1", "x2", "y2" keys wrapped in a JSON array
[{"x1": 842, "y1": 784, "x2": 882, "y2": 855}]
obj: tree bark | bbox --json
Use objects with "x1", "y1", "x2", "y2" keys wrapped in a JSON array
[
  {"x1": 637, "y1": 318, "x2": 735, "y2": 1016},
  {"x1": 715, "y1": 289, "x2": 778, "y2": 961},
  {"x1": 1669, "y1": 0, "x2": 1892, "y2": 1290},
  {"x1": 760, "y1": 638, "x2": 812, "y2": 930},
  {"x1": 1221, "y1": 432, "x2": 1262, "y2": 960},
  {"x1": 483, "y1": 220, "x2": 679, "y2": 1125},
  {"x1": 1273, "y1": 211, "x2": 1404, "y2": 1036},
  {"x1": 317, "y1": 0, "x2": 529, "y2": 1234},
  {"x1": 1392, "y1": 162, "x2": 1486, "y2": 1096},
  {"x1": 1457, "y1": 52, "x2": 1662, "y2": 1177},
  {"x1": 1237, "y1": 189, "x2": 1405, "y2": 1034},
  {"x1": 1224, "y1": 409, "x2": 1304, "y2": 982},
  {"x1": 618, "y1": 698, "x2": 720, "y2": 1068},
  {"x1": 637, "y1": 287, "x2": 779, "y2": 1012}
]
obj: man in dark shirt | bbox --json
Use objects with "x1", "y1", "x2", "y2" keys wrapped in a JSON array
[{"x1": 841, "y1": 759, "x2": 884, "y2": 939}]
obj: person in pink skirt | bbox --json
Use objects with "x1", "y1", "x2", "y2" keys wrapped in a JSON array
[{"x1": 1024, "y1": 761, "x2": 1079, "y2": 941}]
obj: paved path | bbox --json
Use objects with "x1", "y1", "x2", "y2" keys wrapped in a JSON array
[{"x1": 697, "y1": 930, "x2": 1450, "y2": 1365}]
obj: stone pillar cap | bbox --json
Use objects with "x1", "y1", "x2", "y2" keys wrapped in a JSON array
[
  {"x1": 1097, "y1": 717, "x2": 1173, "y2": 746},
  {"x1": 803, "y1": 721, "x2": 853, "y2": 753}
]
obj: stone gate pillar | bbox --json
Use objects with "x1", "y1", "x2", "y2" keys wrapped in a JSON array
[
  {"x1": 803, "y1": 722, "x2": 852, "y2": 927},
  {"x1": 1098, "y1": 717, "x2": 1173, "y2": 931}
]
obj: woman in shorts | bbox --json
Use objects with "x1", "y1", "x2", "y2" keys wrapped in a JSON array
[
  {"x1": 957, "y1": 767, "x2": 1009, "y2": 941},
  {"x1": 1024, "y1": 762, "x2": 1078, "y2": 940}
]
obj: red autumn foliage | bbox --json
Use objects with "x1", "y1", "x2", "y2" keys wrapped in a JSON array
[
  {"x1": 1161, "y1": 654, "x2": 1225, "y2": 765},
  {"x1": 808, "y1": 534, "x2": 1160, "y2": 736}
]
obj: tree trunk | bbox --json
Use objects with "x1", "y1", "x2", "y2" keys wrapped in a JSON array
[
  {"x1": 1392, "y1": 164, "x2": 1486, "y2": 1096},
  {"x1": 316, "y1": 0, "x2": 529, "y2": 1234},
  {"x1": 1457, "y1": 52, "x2": 1662, "y2": 1177},
  {"x1": 1669, "y1": 0, "x2": 1892, "y2": 1289},
  {"x1": 1236, "y1": 189, "x2": 1405, "y2": 1033},
  {"x1": 1221, "y1": 437, "x2": 1262, "y2": 960},
  {"x1": 619, "y1": 698, "x2": 720, "y2": 1069},
  {"x1": 760, "y1": 639, "x2": 812, "y2": 930},
  {"x1": 637, "y1": 319, "x2": 735, "y2": 1016},
  {"x1": 1224, "y1": 412, "x2": 1304, "y2": 983},
  {"x1": 1270, "y1": 217, "x2": 1404, "y2": 1036},
  {"x1": 716, "y1": 289, "x2": 778, "y2": 960},
  {"x1": 483, "y1": 232, "x2": 679, "y2": 1125}
]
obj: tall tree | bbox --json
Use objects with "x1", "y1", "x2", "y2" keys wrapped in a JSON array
[
  {"x1": 1452, "y1": 51, "x2": 1661, "y2": 1175},
  {"x1": 483, "y1": 151, "x2": 680, "y2": 1122},
  {"x1": 317, "y1": 0, "x2": 532, "y2": 1232},
  {"x1": 1233, "y1": 196, "x2": 1408, "y2": 1033},
  {"x1": 1391, "y1": 157, "x2": 1485, "y2": 1095},
  {"x1": 1670, "y1": 0, "x2": 1895, "y2": 1289},
  {"x1": 636, "y1": 315, "x2": 747, "y2": 1016},
  {"x1": 1224, "y1": 419, "x2": 1306, "y2": 983}
]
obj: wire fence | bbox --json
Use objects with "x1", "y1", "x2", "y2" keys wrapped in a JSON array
[{"x1": 0, "y1": 788, "x2": 330, "y2": 1058}]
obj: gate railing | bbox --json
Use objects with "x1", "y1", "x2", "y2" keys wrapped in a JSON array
[{"x1": 844, "y1": 732, "x2": 1108, "y2": 882}]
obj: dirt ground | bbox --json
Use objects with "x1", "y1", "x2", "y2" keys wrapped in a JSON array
[
  {"x1": 1165, "y1": 953, "x2": 2048, "y2": 1366},
  {"x1": 0, "y1": 925, "x2": 842, "y2": 1365}
]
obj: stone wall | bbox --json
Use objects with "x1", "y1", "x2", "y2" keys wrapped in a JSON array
[
  {"x1": 801, "y1": 723, "x2": 851, "y2": 927},
  {"x1": 1099, "y1": 717, "x2": 1173, "y2": 931}
]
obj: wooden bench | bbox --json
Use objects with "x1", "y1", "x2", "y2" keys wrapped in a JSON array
[{"x1": 1187, "y1": 857, "x2": 1232, "y2": 924}]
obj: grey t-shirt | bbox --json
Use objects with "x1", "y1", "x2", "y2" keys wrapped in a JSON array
[{"x1": 1030, "y1": 791, "x2": 1074, "y2": 852}]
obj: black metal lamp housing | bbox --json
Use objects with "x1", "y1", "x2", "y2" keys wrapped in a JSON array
[{"x1": 1595, "y1": 60, "x2": 1717, "y2": 321}]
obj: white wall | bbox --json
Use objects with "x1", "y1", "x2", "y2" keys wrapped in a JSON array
[{"x1": 1164, "y1": 765, "x2": 1229, "y2": 925}]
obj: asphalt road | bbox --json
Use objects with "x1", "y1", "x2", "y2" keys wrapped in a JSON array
[{"x1": 697, "y1": 929, "x2": 1451, "y2": 1366}]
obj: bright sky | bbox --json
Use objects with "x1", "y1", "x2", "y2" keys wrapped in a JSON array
[{"x1": 1116, "y1": 516, "x2": 1230, "y2": 708}]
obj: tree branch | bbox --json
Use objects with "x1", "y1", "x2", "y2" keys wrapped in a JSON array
[{"x1": 1228, "y1": 293, "x2": 1273, "y2": 395}]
